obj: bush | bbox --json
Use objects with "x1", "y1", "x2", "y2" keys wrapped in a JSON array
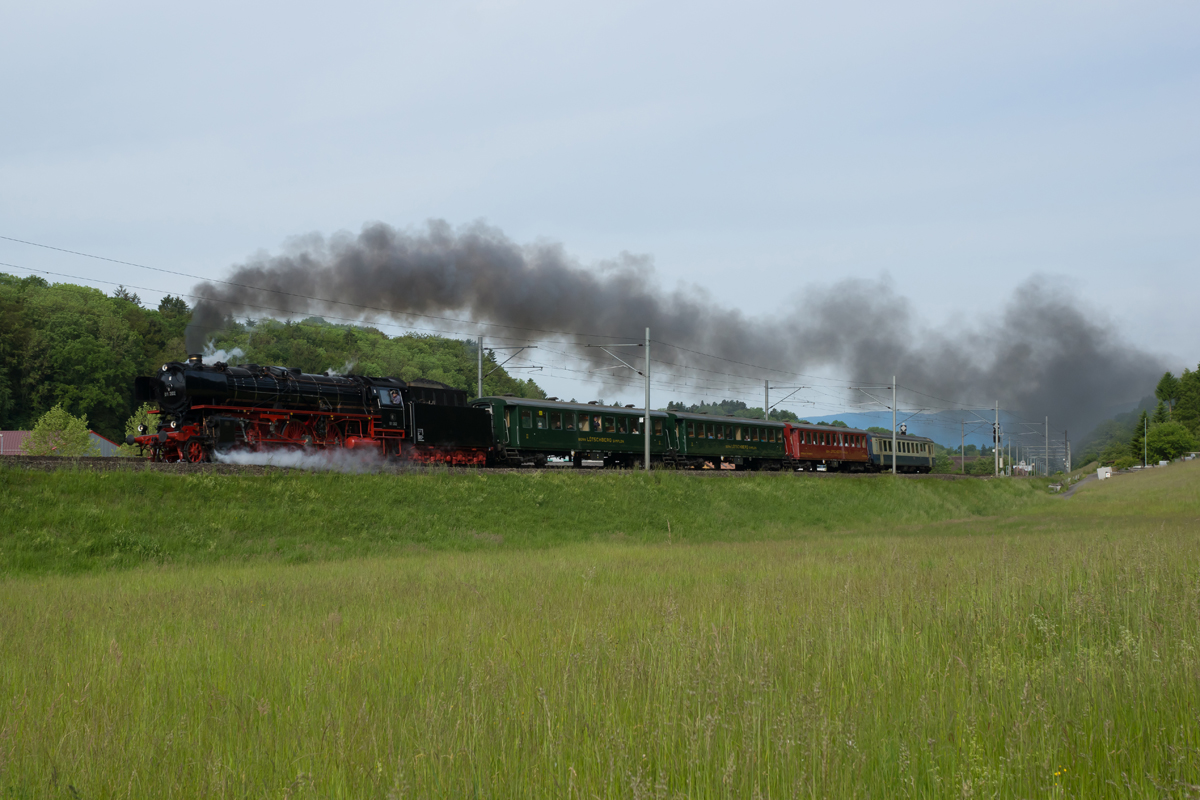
[
  {"x1": 1146, "y1": 422, "x2": 1198, "y2": 462},
  {"x1": 966, "y1": 456, "x2": 995, "y2": 475},
  {"x1": 22, "y1": 404, "x2": 100, "y2": 456}
]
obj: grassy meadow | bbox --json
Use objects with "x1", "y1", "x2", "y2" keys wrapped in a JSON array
[
  {"x1": 1, "y1": 464, "x2": 1199, "y2": 797},
  {"x1": 1, "y1": 468, "x2": 1053, "y2": 575}
]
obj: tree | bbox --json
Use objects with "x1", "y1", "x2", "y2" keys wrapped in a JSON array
[
  {"x1": 1146, "y1": 422, "x2": 1198, "y2": 462},
  {"x1": 1130, "y1": 410, "x2": 1149, "y2": 465},
  {"x1": 158, "y1": 295, "x2": 190, "y2": 316},
  {"x1": 1152, "y1": 400, "x2": 1169, "y2": 425},
  {"x1": 1156, "y1": 372, "x2": 1181, "y2": 419},
  {"x1": 112, "y1": 286, "x2": 142, "y2": 306},
  {"x1": 866, "y1": 426, "x2": 891, "y2": 435},
  {"x1": 1175, "y1": 367, "x2": 1200, "y2": 435},
  {"x1": 22, "y1": 404, "x2": 99, "y2": 456}
]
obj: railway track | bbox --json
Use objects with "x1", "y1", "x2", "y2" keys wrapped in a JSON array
[{"x1": 0, "y1": 455, "x2": 978, "y2": 479}]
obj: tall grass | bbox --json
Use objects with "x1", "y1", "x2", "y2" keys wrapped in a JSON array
[{"x1": 1, "y1": 463, "x2": 1198, "y2": 796}]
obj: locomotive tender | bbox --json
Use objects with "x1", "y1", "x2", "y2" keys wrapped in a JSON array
[{"x1": 130, "y1": 356, "x2": 934, "y2": 473}]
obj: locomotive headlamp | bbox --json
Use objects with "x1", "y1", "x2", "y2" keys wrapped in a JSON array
[
  {"x1": 162, "y1": 364, "x2": 169, "y2": 371},
  {"x1": 137, "y1": 424, "x2": 147, "y2": 434},
  {"x1": 170, "y1": 421, "x2": 177, "y2": 429}
]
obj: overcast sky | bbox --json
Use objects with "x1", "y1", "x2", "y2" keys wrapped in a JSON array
[{"x1": 2, "y1": 0, "x2": 1197, "y2": 414}]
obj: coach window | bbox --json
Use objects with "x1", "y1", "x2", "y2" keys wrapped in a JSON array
[
  {"x1": 521, "y1": 410, "x2": 532, "y2": 428},
  {"x1": 631, "y1": 417, "x2": 641, "y2": 434},
  {"x1": 604, "y1": 416, "x2": 615, "y2": 433},
  {"x1": 551, "y1": 412, "x2": 562, "y2": 430},
  {"x1": 687, "y1": 421, "x2": 695, "y2": 438},
  {"x1": 654, "y1": 419, "x2": 663, "y2": 435},
  {"x1": 537, "y1": 410, "x2": 548, "y2": 430},
  {"x1": 592, "y1": 415, "x2": 602, "y2": 432},
  {"x1": 565, "y1": 413, "x2": 576, "y2": 431},
  {"x1": 716, "y1": 426, "x2": 724, "y2": 440},
  {"x1": 578, "y1": 414, "x2": 590, "y2": 432}
]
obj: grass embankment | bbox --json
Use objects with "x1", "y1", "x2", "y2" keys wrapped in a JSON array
[
  {"x1": 1, "y1": 469, "x2": 1050, "y2": 575},
  {"x1": 1, "y1": 464, "x2": 1198, "y2": 797}
]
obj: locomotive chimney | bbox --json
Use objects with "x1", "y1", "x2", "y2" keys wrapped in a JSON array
[{"x1": 187, "y1": 353, "x2": 203, "y2": 366}]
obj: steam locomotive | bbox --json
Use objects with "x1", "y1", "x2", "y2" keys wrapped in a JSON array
[
  {"x1": 128, "y1": 354, "x2": 492, "y2": 464},
  {"x1": 129, "y1": 354, "x2": 934, "y2": 472}
]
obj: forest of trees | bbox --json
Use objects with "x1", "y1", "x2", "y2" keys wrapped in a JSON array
[
  {"x1": 0, "y1": 274, "x2": 544, "y2": 442},
  {"x1": 1076, "y1": 370, "x2": 1200, "y2": 467}
]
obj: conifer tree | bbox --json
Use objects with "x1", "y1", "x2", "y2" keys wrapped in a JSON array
[
  {"x1": 1129, "y1": 410, "x2": 1149, "y2": 465},
  {"x1": 1156, "y1": 372, "x2": 1180, "y2": 419}
]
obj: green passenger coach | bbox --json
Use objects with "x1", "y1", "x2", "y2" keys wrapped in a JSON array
[
  {"x1": 671, "y1": 411, "x2": 788, "y2": 470},
  {"x1": 472, "y1": 396, "x2": 794, "y2": 470},
  {"x1": 472, "y1": 397, "x2": 676, "y2": 467}
]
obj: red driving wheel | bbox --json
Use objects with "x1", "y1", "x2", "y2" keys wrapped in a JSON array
[{"x1": 185, "y1": 439, "x2": 207, "y2": 463}]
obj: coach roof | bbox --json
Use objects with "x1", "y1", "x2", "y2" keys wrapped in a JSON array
[{"x1": 476, "y1": 396, "x2": 670, "y2": 417}]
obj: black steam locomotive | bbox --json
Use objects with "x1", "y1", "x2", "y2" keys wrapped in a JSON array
[{"x1": 129, "y1": 354, "x2": 492, "y2": 464}]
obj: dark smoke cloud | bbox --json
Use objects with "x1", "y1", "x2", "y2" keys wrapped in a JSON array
[{"x1": 187, "y1": 220, "x2": 1166, "y2": 435}]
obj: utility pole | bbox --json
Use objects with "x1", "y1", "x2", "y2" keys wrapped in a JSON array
[
  {"x1": 477, "y1": 335, "x2": 483, "y2": 399},
  {"x1": 764, "y1": 380, "x2": 769, "y2": 422},
  {"x1": 994, "y1": 401, "x2": 999, "y2": 477},
  {"x1": 1065, "y1": 430, "x2": 1070, "y2": 473},
  {"x1": 892, "y1": 376, "x2": 897, "y2": 475},
  {"x1": 1045, "y1": 416, "x2": 1049, "y2": 476},
  {"x1": 961, "y1": 421, "x2": 965, "y2": 474},
  {"x1": 1143, "y1": 416, "x2": 1147, "y2": 467},
  {"x1": 645, "y1": 327, "x2": 651, "y2": 472}
]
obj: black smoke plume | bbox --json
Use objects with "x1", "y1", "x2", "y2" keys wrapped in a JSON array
[{"x1": 187, "y1": 220, "x2": 1166, "y2": 435}]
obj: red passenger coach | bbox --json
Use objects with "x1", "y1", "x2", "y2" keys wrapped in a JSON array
[{"x1": 783, "y1": 423, "x2": 873, "y2": 472}]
